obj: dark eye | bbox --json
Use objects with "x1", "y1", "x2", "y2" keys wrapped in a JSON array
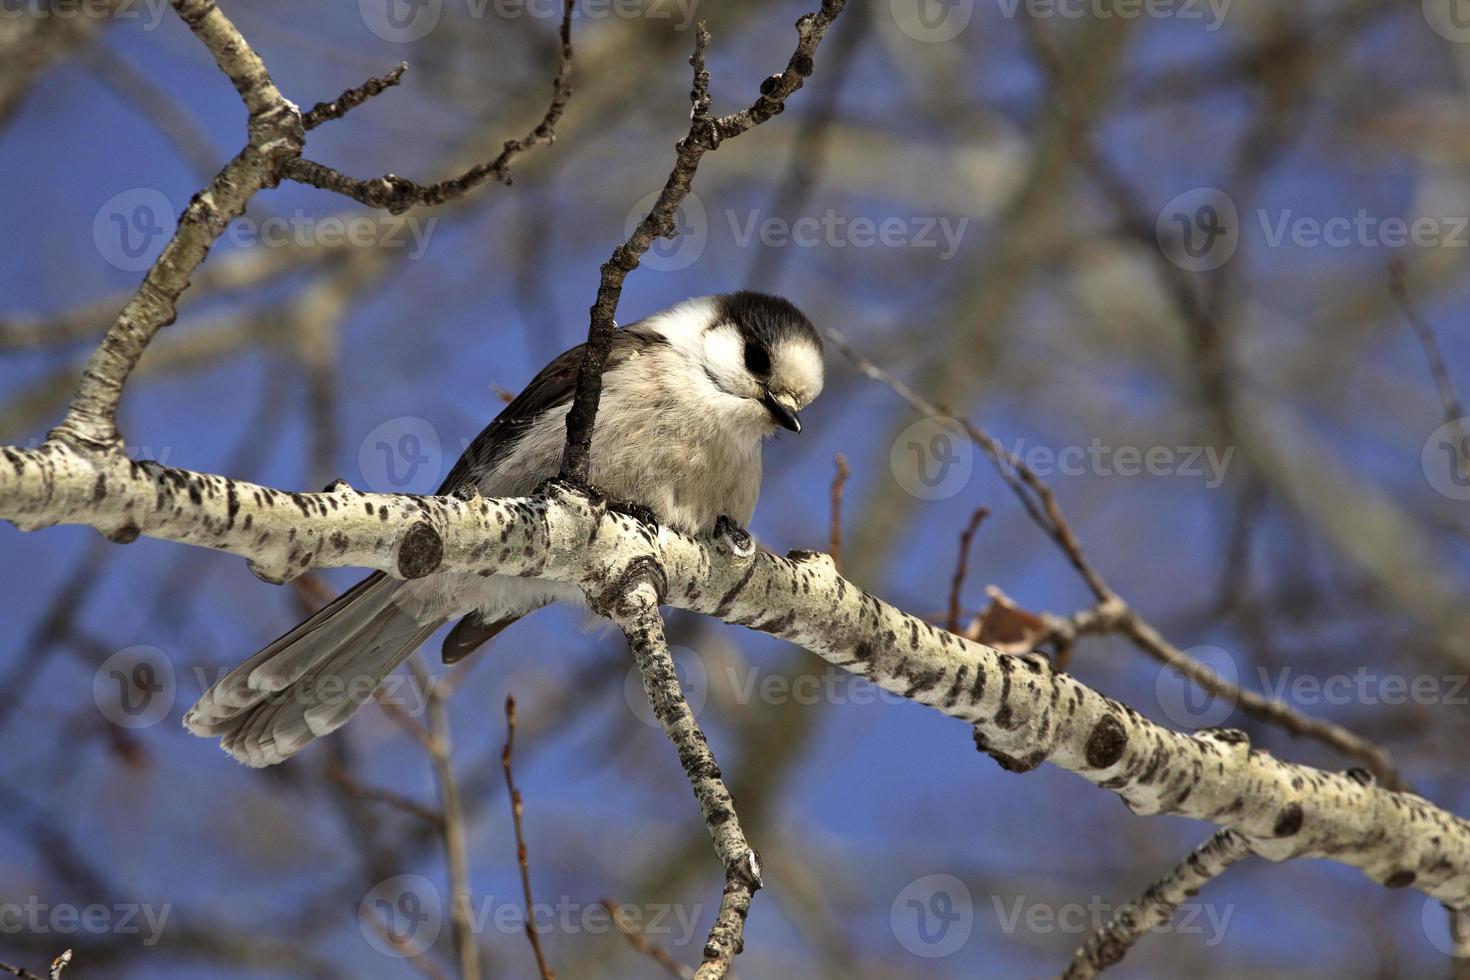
[{"x1": 743, "y1": 342, "x2": 771, "y2": 376}]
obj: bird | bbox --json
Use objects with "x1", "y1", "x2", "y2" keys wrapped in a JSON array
[{"x1": 184, "y1": 291, "x2": 824, "y2": 766}]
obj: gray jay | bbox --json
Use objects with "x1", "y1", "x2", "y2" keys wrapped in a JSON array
[{"x1": 184, "y1": 291, "x2": 824, "y2": 766}]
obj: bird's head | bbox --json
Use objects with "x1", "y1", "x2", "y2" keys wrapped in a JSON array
[{"x1": 648, "y1": 291, "x2": 824, "y2": 436}]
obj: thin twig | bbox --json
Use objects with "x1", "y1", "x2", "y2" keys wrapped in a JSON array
[
  {"x1": 1060, "y1": 830, "x2": 1253, "y2": 979},
  {"x1": 829, "y1": 327, "x2": 1408, "y2": 790},
  {"x1": 282, "y1": 0, "x2": 574, "y2": 211},
  {"x1": 602, "y1": 900, "x2": 693, "y2": 979},
  {"x1": 946, "y1": 507, "x2": 990, "y2": 634},
  {"x1": 559, "y1": 1, "x2": 849, "y2": 483},
  {"x1": 829, "y1": 453, "x2": 849, "y2": 571},
  {"x1": 360, "y1": 910, "x2": 451, "y2": 980},
  {"x1": 412, "y1": 656, "x2": 481, "y2": 980},
  {"x1": 326, "y1": 760, "x2": 443, "y2": 827},
  {"x1": 503, "y1": 695, "x2": 555, "y2": 980},
  {"x1": 301, "y1": 62, "x2": 408, "y2": 130},
  {"x1": 0, "y1": 958, "x2": 46, "y2": 980},
  {"x1": 1390, "y1": 258, "x2": 1468, "y2": 485}
]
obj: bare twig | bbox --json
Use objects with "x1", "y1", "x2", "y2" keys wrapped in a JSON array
[
  {"x1": 1391, "y1": 258, "x2": 1468, "y2": 484},
  {"x1": 301, "y1": 62, "x2": 408, "y2": 130},
  {"x1": 503, "y1": 695, "x2": 555, "y2": 980},
  {"x1": 946, "y1": 507, "x2": 990, "y2": 634},
  {"x1": 1061, "y1": 831, "x2": 1251, "y2": 978},
  {"x1": 613, "y1": 580, "x2": 761, "y2": 980},
  {"x1": 0, "y1": 957, "x2": 47, "y2": 980},
  {"x1": 559, "y1": 1, "x2": 849, "y2": 483},
  {"x1": 829, "y1": 453, "x2": 849, "y2": 571},
  {"x1": 412, "y1": 656, "x2": 481, "y2": 980},
  {"x1": 828, "y1": 327, "x2": 1409, "y2": 790},
  {"x1": 326, "y1": 760, "x2": 443, "y2": 827},
  {"x1": 602, "y1": 900, "x2": 693, "y2": 979},
  {"x1": 360, "y1": 910, "x2": 451, "y2": 980},
  {"x1": 281, "y1": 0, "x2": 574, "y2": 212}
]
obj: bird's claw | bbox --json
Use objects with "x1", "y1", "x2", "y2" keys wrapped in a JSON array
[
  {"x1": 607, "y1": 497, "x2": 659, "y2": 529},
  {"x1": 536, "y1": 476, "x2": 605, "y2": 507},
  {"x1": 715, "y1": 515, "x2": 756, "y2": 559}
]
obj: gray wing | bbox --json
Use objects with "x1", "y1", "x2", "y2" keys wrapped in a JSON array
[{"x1": 436, "y1": 324, "x2": 666, "y2": 494}]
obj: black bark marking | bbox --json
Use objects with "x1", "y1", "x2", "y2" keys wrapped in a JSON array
[
  {"x1": 1274, "y1": 803, "x2": 1304, "y2": 837},
  {"x1": 1085, "y1": 714, "x2": 1128, "y2": 769},
  {"x1": 397, "y1": 521, "x2": 444, "y2": 579}
]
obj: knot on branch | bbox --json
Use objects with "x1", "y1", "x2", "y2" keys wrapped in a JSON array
[
  {"x1": 591, "y1": 556, "x2": 667, "y2": 619},
  {"x1": 247, "y1": 100, "x2": 306, "y2": 170},
  {"x1": 396, "y1": 521, "x2": 445, "y2": 579}
]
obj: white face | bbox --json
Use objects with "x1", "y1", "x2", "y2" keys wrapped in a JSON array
[{"x1": 647, "y1": 295, "x2": 824, "y2": 433}]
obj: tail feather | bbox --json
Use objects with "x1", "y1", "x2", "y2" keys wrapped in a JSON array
[{"x1": 185, "y1": 573, "x2": 441, "y2": 767}]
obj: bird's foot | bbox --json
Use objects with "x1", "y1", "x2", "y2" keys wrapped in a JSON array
[
  {"x1": 715, "y1": 515, "x2": 756, "y2": 559},
  {"x1": 606, "y1": 497, "x2": 659, "y2": 529},
  {"x1": 537, "y1": 476, "x2": 606, "y2": 508}
]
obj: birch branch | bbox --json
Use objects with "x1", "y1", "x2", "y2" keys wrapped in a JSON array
[
  {"x1": 3, "y1": 446, "x2": 1469, "y2": 918},
  {"x1": 1060, "y1": 830, "x2": 1253, "y2": 979},
  {"x1": 558, "y1": 0, "x2": 848, "y2": 483},
  {"x1": 606, "y1": 579, "x2": 760, "y2": 980}
]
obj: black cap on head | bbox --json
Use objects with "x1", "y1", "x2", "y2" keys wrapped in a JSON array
[{"x1": 717, "y1": 291, "x2": 822, "y2": 356}]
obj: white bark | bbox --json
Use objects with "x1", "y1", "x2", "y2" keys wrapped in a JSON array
[{"x1": 4, "y1": 440, "x2": 1469, "y2": 912}]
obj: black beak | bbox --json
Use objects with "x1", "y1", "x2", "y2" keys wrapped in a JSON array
[{"x1": 762, "y1": 390, "x2": 802, "y2": 433}]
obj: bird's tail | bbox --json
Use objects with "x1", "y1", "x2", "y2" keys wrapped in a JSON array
[{"x1": 184, "y1": 572, "x2": 439, "y2": 767}]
